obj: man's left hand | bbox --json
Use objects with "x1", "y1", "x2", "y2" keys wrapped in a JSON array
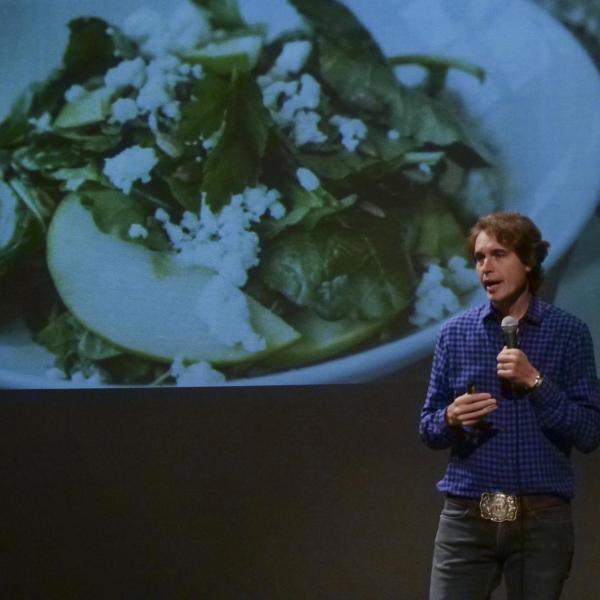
[{"x1": 496, "y1": 346, "x2": 540, "y2": 389}]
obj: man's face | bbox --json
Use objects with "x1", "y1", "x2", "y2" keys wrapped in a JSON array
[{"x1": 474, "y1": 230, "x2": 531, "y2": 308}]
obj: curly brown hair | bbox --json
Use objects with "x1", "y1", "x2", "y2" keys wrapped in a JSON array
[{"x1": 467, "y1": 212, "x2": 550, "y2": 294}]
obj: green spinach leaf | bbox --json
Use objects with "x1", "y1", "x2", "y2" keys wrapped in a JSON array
[
  {"x1": 201, "y1": 73, "x2": 271, "y2": 210},
  {"x1": 175, "y1": 73, "x2": 231, "y2": 144},
  {"x1": 80, "y1": 189, "x2": 170, "y2": 251},
  {"x1": 259, "y1": 212, "x2": 415, "y2": 320},
  {"x1": 35, "y1": 310, "x2": 122, "y2": 375}
]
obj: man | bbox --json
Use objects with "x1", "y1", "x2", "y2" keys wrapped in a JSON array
[{"x1": 419, "y1": 212, "x2": 600, "y2": 600}]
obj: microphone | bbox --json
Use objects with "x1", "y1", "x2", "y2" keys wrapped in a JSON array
[{"x1": 501, "y1": 315, "x2": 519, "y2": 349}]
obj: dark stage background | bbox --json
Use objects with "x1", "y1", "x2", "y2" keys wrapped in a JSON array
[{"x1": 2, "y1": 369, "x2": 600, "y2": 599}]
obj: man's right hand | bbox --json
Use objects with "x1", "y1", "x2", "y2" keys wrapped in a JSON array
[{"x1": 445, "y1": 392, "x2": 497, "y2": 428}]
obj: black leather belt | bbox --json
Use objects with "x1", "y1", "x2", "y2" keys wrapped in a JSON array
[{"x1": 447, "y1": 493, "x2": 568, "y2": 522}]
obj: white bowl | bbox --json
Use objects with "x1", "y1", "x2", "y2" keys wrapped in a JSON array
[{"x1": 2, "y1": 0, "x2": 600, "y2": 387}]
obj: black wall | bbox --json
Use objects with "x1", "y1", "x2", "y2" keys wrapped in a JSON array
[{"x1": 2, "y1": 363, "x2": 599, "y2": 599}]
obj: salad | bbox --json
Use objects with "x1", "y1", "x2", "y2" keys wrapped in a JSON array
[{"x1": 0, "y1": 0, "x2": 498, "y2": 386}]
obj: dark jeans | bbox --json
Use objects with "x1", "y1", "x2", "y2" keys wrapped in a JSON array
[{"x1": 429, "y1": 497, "x2": 574, "y2": 600}]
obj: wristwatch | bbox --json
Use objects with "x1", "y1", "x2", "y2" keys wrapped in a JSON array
[{"x1": 530, "y1": 373, "x2": 544, "y2": 391}]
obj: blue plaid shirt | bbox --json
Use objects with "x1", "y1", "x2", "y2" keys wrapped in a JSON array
[{"x1": 419, "y1": 296, "x2": 600, "y2": 499}]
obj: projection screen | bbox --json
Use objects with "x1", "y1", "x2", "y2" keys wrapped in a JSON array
[{"x1": 1, "y1": 0, "x2": 600, "y2": 390}]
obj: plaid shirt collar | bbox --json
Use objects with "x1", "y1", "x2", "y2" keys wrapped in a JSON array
[{"x1": 480, "y1": 294, "x2": 546, "y2": 326}]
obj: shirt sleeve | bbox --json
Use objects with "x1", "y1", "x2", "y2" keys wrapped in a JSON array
[
  {"x1": 419, "y1": 326, "x2": 462, "y2": 449},
  {"x1": 530, "y1": 321, "x2": 600, "y2": 453}
]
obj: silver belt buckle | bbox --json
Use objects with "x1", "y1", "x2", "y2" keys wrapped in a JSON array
[{"x1": 480, "y1": 492, "x2": 518, "y2": 522}]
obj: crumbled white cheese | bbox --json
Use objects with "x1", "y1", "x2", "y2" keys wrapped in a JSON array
[
  {"x1": 197, "y1": 275, "x2": 266, "y2": 352},
  {"x1": 273, "y1": 40, "x2": 312, "y2": 75},
  {"x1": 257, "y1": 73, "x2": 275, "y2": 89},
  {"x1": 293, "y1": 110, "x2": 327, "y2": 146},
  {"x1": 128, "y1": 223, "x2": 149, "y2": 239},
  {"x1": 105, "y1": 8, "x2": 209, "y2": 127},
  {"x1": 28, "y1": 112, "x2": 52, "y2": 132},
  {"x1": 154, "y1": 208, "x2": 170, "y2": 223},
  {"x1": 262, "y1": 80, "x2": 299, "y2": 112},
  {"x1": 161, "y1": 100, "x2": 180, "y2": 120},
  {"x1": 416, "y1": 263, "x2": 445, "y2": 294},
  {"x1": 103, "y1": 145, "x2": 158, "y2": 194},
  {"x1": 178, "y1": 63, "x2": 192, "y2": 76},
  {"x1": 148, "y1": 113, "x2": 159, "y2": 131},
  {"x1": 296, "y1": 167, "x2": 320, "y2": 191},
  {"x1": 278, "y1": 73, "x2": 321, "y2": 124},
  {"x1": 410, "y1": 264, "x2": 460, "y2": 328},
  {"x1": 446, "y1": 255, "x2": 479, "y2": 293},
  {"x1": 259, "y1": 61, "x2": 327, "y2": 148},
  {"x1": 411, "y1": 287, "x2": 459, "y2": 328},
  {"x1": 111, "y1": 98, "x2": 139, "y2": 123},
  {"x1": 330, "y1": 115, "x2": 368, "y2": 152},
  {"x1": 269, "y1": 202, "x2": 286, "y2": 220},
  {"x1": 64, "y1": 84, "x2": 87, "y2": 103},
  {"x1": 122, "y1": 8, "x2": 162, "y2": 44},
  {"x1": 134, "y1": 56, "x2": 189, "y2": 119},
  {"x1": 160, "y1": 185, "x2": 284, "y2": 289},
  {"x1": 69, "y1": 368, "x2": 105, "y2": 387},
  {"x1": 240, "y1": 0, "x2": 305, "y2": 42},
  {"x1": 48, "y1": 366, "x2": 101, "y2": 385},
  {"x1": 409, "y1": 256, "x2": 478, "y2": 328},
  {"x1": 167, "y1": 3, "x2": 212, "y2": 53},
  {"x1": 136, "y1": 66, "x2": 172, "y2": 113},
  {"x1": 105, "y1": 57, "x2": 147, "y2": 90},
  {"x1": 264, "y1": 73, "x2": 322, "y2": 132},
  {"x1": 236, "y1": 185, "x2": 285, "y2": 222},
  {"x1": 297, "y1": 73, "x2": 321, "y2": 107},
  {"x1": 123, "y1": 4, "x2": 211, "y2": 58},
  {"x1": 170, "y1": 355, "x2": 226, "y2": 386}
]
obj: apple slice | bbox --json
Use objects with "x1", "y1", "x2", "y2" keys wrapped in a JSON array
[
  {"x1": 46, "y1": 195, "x2": 299, "y2": 364},
  {"x1": 183, "y1": 35, "x2": 263, "y2": 74},
  {"x1": 263, "y1": 308, "x2": 390, "y2": 370},
  {"x1": 53, "y1": 88, "x2": 113, "y2": 128}
]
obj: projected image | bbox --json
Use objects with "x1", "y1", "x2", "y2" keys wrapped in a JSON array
[{"x1": 1, "y1": 0, "x2": 600, "y2": 387}]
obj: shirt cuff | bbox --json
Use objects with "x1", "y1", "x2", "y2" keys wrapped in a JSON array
[
  {"x1": 434, "y1": 407, "x2": 461, "y2": 443},
  {"x1": 529, "y1": 375, "x2": 564, "y2": 428}
]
